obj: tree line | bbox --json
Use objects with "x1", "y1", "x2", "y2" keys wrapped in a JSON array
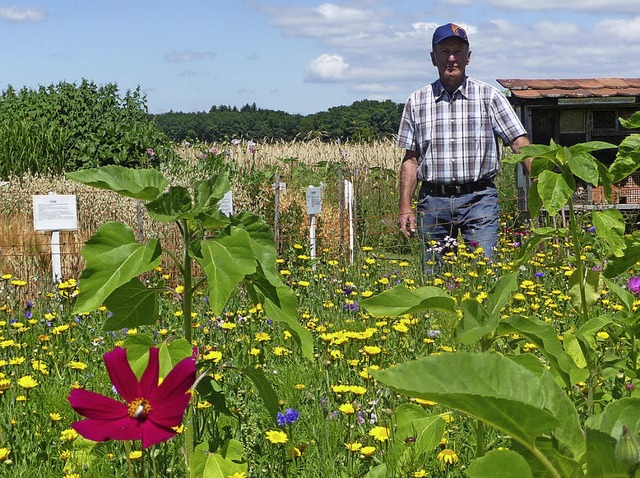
[{"x1": 151, "y1": 99, "x2": 404, "y2": 143}]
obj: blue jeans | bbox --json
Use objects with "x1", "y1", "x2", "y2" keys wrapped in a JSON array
[{"x1": 417, "y1": 185, "x2": 499, "y2": 273}]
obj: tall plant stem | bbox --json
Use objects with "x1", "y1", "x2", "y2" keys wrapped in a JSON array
[
  {"x1": 567, "y1": 201, "x2": 590, "y2": 325},
  {"x1": 180, "y1": 219, "x2": 195, "y2": 475}
]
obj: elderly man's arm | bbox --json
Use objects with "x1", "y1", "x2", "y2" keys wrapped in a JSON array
[
  {"x1": 398, "y1": 150, "x2": 419, "y2": 238},
  {"x1": 510, "y1": 135, "x2": 532, "y2": 174}
]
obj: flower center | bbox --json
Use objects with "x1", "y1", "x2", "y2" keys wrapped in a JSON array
[{"x1": 127, "y1": 398, "x2": 152, "y2": 419}]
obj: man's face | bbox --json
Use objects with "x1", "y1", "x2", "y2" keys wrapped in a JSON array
[{"x1": 430, "y1": 37, "x2": 471, "y2": 83}]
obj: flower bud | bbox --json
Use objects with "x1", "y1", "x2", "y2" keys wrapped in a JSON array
[{"x1": 615, "y1": 426, "x2": 640, "y2": 468}]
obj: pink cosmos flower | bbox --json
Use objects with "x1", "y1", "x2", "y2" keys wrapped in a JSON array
[
  {"x1": 629, "y1": 277, "x2": 640, "y2": 295},
  {"x1": 68, "y1": 347, "x2": 195, "y2": 448}
]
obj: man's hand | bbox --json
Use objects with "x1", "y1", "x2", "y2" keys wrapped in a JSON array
[{"x1": 398, "y1": 210, "x2": 416, "y2": 238}]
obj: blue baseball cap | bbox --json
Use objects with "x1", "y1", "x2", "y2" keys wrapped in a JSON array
[{"x1": 432, "y1": 23, "x2": 469, "y2": 45}]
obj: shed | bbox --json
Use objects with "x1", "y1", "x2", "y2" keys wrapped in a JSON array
[{"x1": 496, "y1": 78, "x2": 640, "y2": 209}]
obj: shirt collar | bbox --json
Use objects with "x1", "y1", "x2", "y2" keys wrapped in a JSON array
[{"x1": 433, "y1": 76, "x2": 469, "y2": 101}]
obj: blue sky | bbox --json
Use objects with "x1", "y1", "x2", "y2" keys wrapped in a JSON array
[{"x1": 2, "y1": 0, "x2": 639, "y2": 115}]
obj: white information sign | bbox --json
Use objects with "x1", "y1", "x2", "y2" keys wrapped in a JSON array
[
  {"x1": 306, "y1": 186, "x2": 322, "y2": 215},
  {"x1": 219, "y1": 190, "x2": 233, "y2": 217},
  {"x1": 33, "y1": 195, "x2": 78, "y2": 231}
]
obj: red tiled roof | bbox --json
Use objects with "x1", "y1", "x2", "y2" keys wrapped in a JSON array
[{"x1": 496, "y1": 78, "x2": 640, "y2": 99}]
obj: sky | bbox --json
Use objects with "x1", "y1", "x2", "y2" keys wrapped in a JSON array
[{"x1": 2, "y1": 0, "x2": 640, "y2": 115}]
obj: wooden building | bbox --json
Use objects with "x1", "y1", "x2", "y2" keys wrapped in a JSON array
[{"x1": 496, "y1": 78, "x2": 640, "y2": 208}]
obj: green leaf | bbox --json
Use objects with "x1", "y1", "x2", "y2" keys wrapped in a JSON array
[
  {"x1": 585, "y1": 398, "x2": 640, "y2": 477},
  {"x1": 122, "y1": 334, "x2": 155, "y2": 379},
  {"x1": 73, "y1": 222, "x2": 162, "y2": 314},
  {"x1": 65, "y1": 165, "x2": 167, "y2": 200},
  {"x1": 146, "y1": 186, "x2": 194, "y2": 222},
  {"x1": 499, "y1": 315, "x2": 587, "y2": 387},
  {"x1": 569, "y1": 141, "x2": 618, "y2": 154},
  {"x1": 604, "y1": 278, "x2": 635, "y2": 315},
  {"x1": 193, "y1": 174, "x2": 231, "y2": 212},
  {"x1": 196, "y1": 376, "x2": 235, "y2": 417},
  {"x1": 235, "y1": 212, "x2": 281, "y2": 285},
  {"x1": 360, "y1": 285, "x2": 457, "y2": 317},
  {"x1": 568, "y1": 269, "x2": 602, "y2": 311},
  {"x1": 196, "y1": 227, "x2": 256, "y2": 315},
  {"x1": 537, "y1": 170, "x2": 575, "y2": 216},
  {"x1": 620, "y1": 112, "x2": 640, "y2": 129},
  {"x1": 237, "y1": 367, "x2": 281, "y2": 426},
  {"x1": 191, "y1": 440, "x2": 247, "y2": 478},
  {"x1": 392, "y1": 404, "x2": 445, "y2": 466},
  {"x1": 466, "y1": 449, "x2": 533, "y2": 478},
  {"x1": 593, "y1": 209, "x2": 626, "y2": 258},
  {"x1": 372, "y1": 353, "x2": 561, "y2": 447},
  {"x1": 246, "y1": 275, "x2": 314, "y2": 360},
  {"x1": 604, "y1": 232, "x2": 640, "y2": 278},
  {"x1": 610, "y1": 134, "x2": 640, "y2": 182},
  {"x1": 103, "y1": 278, "x2": 161, "y2": 331},
  {"x1": 527, "y1": 181, "x2": 543, "y2": 219},
  {"x1": 568, "y1": 151, "x2": 599, "y2": 186},
  {"x1": 362, "y1": 464, "x2": 388, "y2": 478}
]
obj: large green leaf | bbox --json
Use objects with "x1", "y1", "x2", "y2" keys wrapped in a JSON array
[
  {"x1": 191, "y1": 440, "x2": 247, "y2": 478},
  {"x1": 73, "y1": 222, "x2": 162, "y2": 314},
  {"x1": 195, "y1": 227, "x2": 256, "y2": 315},
  {"x1": 146, "y1": 186, "x2": 194, "y2": 222},
  {"x1": 103, "y1": 278, "x2": 161, "y2": 331},
  {"x1": 66, "y1": 165, "x2": 167, "y2": 200},
  {"x1": 372, "y1": 353, "x2": 561, "y2": 447},
  {"x1": 569, "y1": 141, "x2": 618, "y2": 154},
  {"x1": 123, "y1": 335, "x2": 193, "y2": 380},
  {"x1": 360, "y1": 284, "x2": 457, "y2": 317},
  {"x1": 236, "y1": 212, "x2": 281, "y2": 286},
  {"x1": 568, "y1": 268, "x2": 603, "y2": 311},
  {"x1": 593, "y1": 209, "x2": 626, "y2": 258},
  {"x1": 466, "y1": 449, "x2": 533, "y2": 478},
  {"x1": 619, "y1": 112, "x2": 640, "y2": 129},
  {"x1": 568, "y1": 151, "x2": 599, "y2": 186},
  {"x1": 193, "y1": 174, "x2": 230, "y2": 212},
  {"x1": 609, "y1": 134, "x2": 640, "y2": 182},
  {"x1": 246, "y1": 275, "x2": 314, "y2": 360},
  {"x1": 537, "y1": 170, "x2": 575, "y2": 216},
  {"x1": 527, "y1": 181, "x2": 543, "y2": 219}
]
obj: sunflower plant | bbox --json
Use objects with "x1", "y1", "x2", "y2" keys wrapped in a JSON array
[
  {"x1": 361, "y1": 112, "x2": 640, "y2": 477},
  {"x1": 65, "y1": 165, "x2": 314, "y2": 476}
]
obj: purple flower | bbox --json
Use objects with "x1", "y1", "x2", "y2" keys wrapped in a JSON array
[
  {"x1": 629, "y1": 277, "x2": 640, "y2": 295},
  {"x1": 277, "y1": 407, "x2": 300, "y2": 426},
  {"x1": 343, "y1": 301, "x2": 359, "y2": 312},
  {"x1": 146, "y1": 148, "x2": 155, "y2": 156},
  {"x1": 534, "y1": 272, "x2": 545, "y2": 278},
  {"x1": 427, "y1": 329, "x2": 441, "y2": 339}
]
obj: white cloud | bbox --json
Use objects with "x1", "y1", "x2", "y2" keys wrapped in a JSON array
[
  {"x1": 304, "y1": 54, "x2": 350, "y2": 82},
  {"x1": 595, "y1": 16, "x2": 640, "y2": 42},
  {"x1": 489, "y1": 0, "x2": 638, "y2": 13},
  {"x1": 164, "y1": 50, "x2": 216, "y2": 63},
  {"x1": 0, "y1": 7, "x2": 46, "y2": 22}
]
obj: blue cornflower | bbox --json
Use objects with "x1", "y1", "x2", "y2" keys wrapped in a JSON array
[
  {"x1": 534, "y1": 271, "x2": 545, "y2": 278},
  {"x1": 277, "y1": 407, "x2": 300, "y2": 426}
]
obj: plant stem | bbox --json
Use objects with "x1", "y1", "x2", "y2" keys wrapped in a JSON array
[
  {"x1": 566, "y1": 201, "x2": 589, "y2": 325},
  {"x1": 476, "y1": 420, "x2": 485, "y2": 458},
  {"x1": 124, "y1": 441, "x2": 135, "y2": 478}
]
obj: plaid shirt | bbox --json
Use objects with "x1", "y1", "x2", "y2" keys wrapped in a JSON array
[{"x1": 397, "y1": 77, "x2": 526, "y2": 184}]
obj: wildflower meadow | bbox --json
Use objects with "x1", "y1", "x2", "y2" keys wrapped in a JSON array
[{"x1": 2, "y1": 112, "x2": 640, "y2": 477}]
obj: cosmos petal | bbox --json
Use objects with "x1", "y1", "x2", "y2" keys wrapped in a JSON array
[
  {"x1": 152, "y1": 355, "x2": 196, "y2": 404},
  {"x1": 140, "y1": 420, "x2": 178, "y2": 448},
  {"x1": 150, "y1": 393, "x2": 191, "y2": 428},
  {"x1": 68, "y1": 389, "x2": 128, "y2": 420},
  {"x1": 139, "y1": 347, "x2": 160, "y2": 393},
  {"x1": 104, "y1": 347, "x2": 139, "y2": 401},
  {"x1": 72, "y1": 416, "x2": 143, "y2": 442}
]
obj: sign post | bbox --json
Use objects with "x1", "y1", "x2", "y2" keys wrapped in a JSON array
[
  {"x1": 33, "y1": 194, "x2": 78, "y2": 282},
  {"x1": 306, "y1": 186, "x2": 322, "y2": 267}
]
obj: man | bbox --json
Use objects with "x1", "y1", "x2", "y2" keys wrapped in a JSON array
[{"x1": 397, "y1": 22, "x2": 530, "y2": 271}]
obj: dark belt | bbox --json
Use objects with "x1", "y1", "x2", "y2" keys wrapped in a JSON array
[{"x1": 424, "y1": 179, "x2": 494, "y2": 196}]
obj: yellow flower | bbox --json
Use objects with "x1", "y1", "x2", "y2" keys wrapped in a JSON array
[
  {"x1": 0, "y1": 379, "x2": 11, "y2": 393},
  {"x1": 596, "y1": 331, "x2": 610, "y2": 340},
  {"x1": 437, "y1": 448, "x2": 459, "y2": 465},
  {"x1": 369, "y1": 426, "x2": 390, "y2": 442},
  {"x1": 293, "y1": 383, "x2": 306, "y2": 390},
  {"x1": 49, "y1": 412, "x2": 63, "y2": 422},
  {"x1": 413, "y1": 470, "x2": 428, "y2": 478},
  {"x1": 378, "y1": 277, "x2": 389, "y2": 285},
  {"x1": 175, "y1": 285, "x2": 185, "y2": 294},
  {"x1": 298, "y1": 280, "x2": 310, "y2": 287},
  {"x1": 349, "y1": 385, "x2": 367, "y2": 396},
  {"x1": 339, "y1": 403, "x2": 355, "y2": 415},
  {"x1": 0, "y1": 448, "x2": 9, "y2": 461},
  {"x1": 265, "y1": 430, "x2": 288, "y2": 444},
  {"x1": 202, "y1": 350, "x2": 223, "y2": 363},
  {"x1": 17, "y1": 375, "x2": 38, "y2": 390},
  {"x1": 226, "y1": 473, "x2": 246, "y2": 478},
  {"x1": 11, "y1": 279, "x2": 27, "y2": 287},
  {"x1": 129, "y1": 450, "x2": 143, "y2": 460},
  {"x1": 363, "y1": 345, "x2": 381, "y2": 356},
  {"x1": 59, "y1": 449, "x2": 70, "y2": 461},
  {"x1": 255, "y1": 331, "x2": 271, "y2": 342},
  {"x1": 360, "y1": 446, "x2": 376, "y2": 457},
  {"x1": 60, "y1": 428, "x2": 79, "y2": 442},
  {"x1": 68, "y1": 361, "x2": 88, "y2": 370},
  {"x1": 345, "y1": 441, "x2": 362, "y2": 452},
  {"x1": 249, "y1": 348, "x2": 261, "y2": 356}
]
